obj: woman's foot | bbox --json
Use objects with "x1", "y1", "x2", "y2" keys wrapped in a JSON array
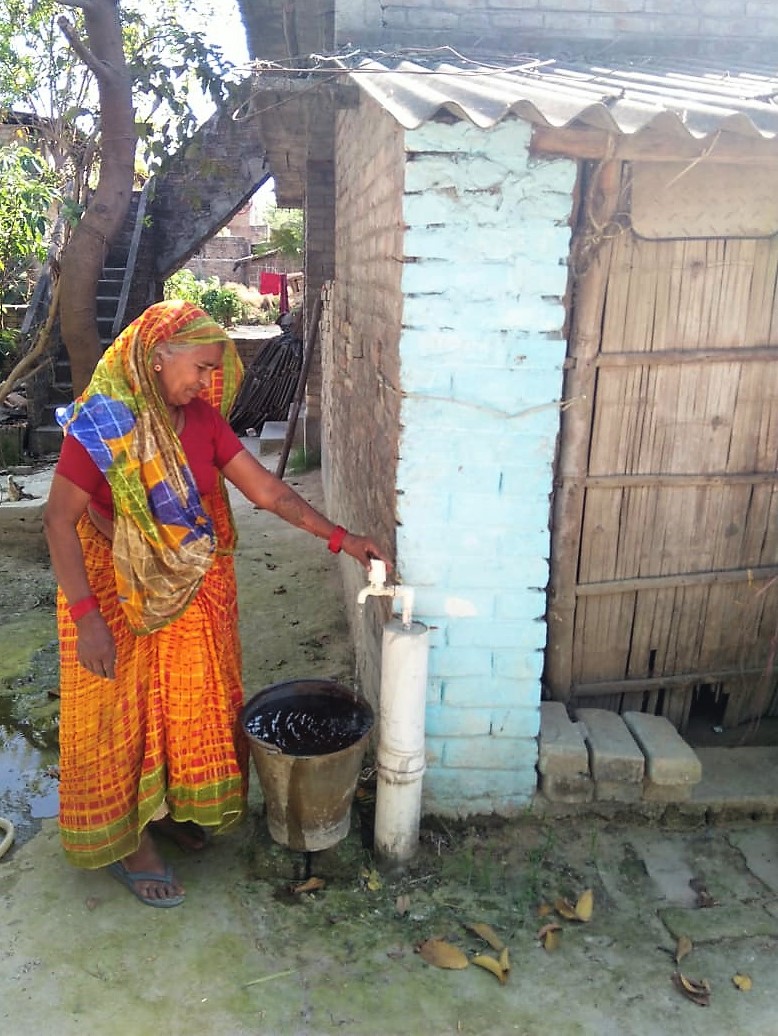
[
  {"x1": 108, "y1": 829, "x2": 185, "y2": 906},
  {"x1": 150, "y1": 815, "x2": 208, "y2": 852}
]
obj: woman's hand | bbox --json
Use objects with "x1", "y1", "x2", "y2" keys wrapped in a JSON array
[
  {"x1": 75, "y1": 611, "x2": 117, "y2": 680},
  {"x1": 341, "y1": 534, "x2": 393, "y2": 572}
]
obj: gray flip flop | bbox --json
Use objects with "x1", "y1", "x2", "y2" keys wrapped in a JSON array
[{"x1": 107, "y1": 860, "x2": 185, "y2": 908}]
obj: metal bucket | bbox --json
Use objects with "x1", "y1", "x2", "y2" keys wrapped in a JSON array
[{"x1": 240, "y1": 678, "x2": 374, "y2": 851}]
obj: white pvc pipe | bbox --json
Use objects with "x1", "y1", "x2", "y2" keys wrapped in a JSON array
[{"x1": 374, "y1": 617, "x2": 429, "y2": 868}]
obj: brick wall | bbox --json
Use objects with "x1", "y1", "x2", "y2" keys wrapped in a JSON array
[
  {"x1": 326, "y1": 90, "x2": 576, "y2": 816},
  {"x1": 394, "y1": 117, "x2": 575, "y2": 815},
  {"x1": 322, "y1": 97, "x2": 406, "y2": 707},
  {"x1": 150, "y1": 79, "x2": 269, "y2": 282},
  {"x1": 335, "y1": 0, "x2": 778, "y2": 58},
  {"x1": 185, "y1": 235, "x2": 253, "y2": 285}
]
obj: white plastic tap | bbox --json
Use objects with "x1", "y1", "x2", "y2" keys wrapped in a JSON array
[{"x1": 357, "y1": 559, "x2": 415, "y2": 628}]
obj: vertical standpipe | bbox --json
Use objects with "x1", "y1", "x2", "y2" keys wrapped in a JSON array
[{"x1": 374, "y1": 617, "x2": 429, "y2": 867}]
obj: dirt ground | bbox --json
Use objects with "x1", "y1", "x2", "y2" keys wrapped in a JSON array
[{"x1": 3, "y1": 457, "x2": 778, "y2": 1035}]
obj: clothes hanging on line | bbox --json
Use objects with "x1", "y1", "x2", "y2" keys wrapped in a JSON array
[
  {"x1": 259, "y1": 271, "x2": 289, "y2": 314},
  {"x1": 259, "y1": 271, "x2": 281, "y2": 295}
]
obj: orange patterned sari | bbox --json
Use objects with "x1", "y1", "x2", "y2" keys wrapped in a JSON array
[{"x1": 56, "y1": 301, "x2": 248, "y2": 869}]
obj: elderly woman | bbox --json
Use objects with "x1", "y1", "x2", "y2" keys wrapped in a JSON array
[{"x1": 44, "y1": 299, "x2": 390, "y2": 908}]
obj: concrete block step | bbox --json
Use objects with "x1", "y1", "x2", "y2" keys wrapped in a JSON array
[
  {"x1": 623, "y1": 711, "x2": 703, "y2": 802},
  {"x1": 575, "y1": 707, "x2": 645, "y2": 803},
  {"x1": 537, "y1": 701, "x2": 593, "y2": 804},
  {"x1": 538, "y1": 701, "x2": 589, "y2": 777},
  {"x1": 538, "y1": 703, "x2": 705, "y2": 808}
]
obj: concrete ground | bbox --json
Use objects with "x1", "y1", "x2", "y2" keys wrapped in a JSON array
[{"x1": 2, "y1": 451, "x2": 778, "y2": 1035}]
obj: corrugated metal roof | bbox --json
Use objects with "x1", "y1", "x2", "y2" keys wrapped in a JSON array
[{"x1": 332, "y1": 51, "x2": 778, "y2": 141}]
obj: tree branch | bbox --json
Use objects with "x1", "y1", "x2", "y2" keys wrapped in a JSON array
[{"x1": 57, "y1": 16, "x2": 104, "y2": 78}]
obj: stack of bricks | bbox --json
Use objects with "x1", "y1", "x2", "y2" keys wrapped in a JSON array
[{"x1": 537, "y1": 701, "x2": 703, "y2": 805}]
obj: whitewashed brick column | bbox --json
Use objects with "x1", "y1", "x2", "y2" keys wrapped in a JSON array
[{"x1": 397, "y1": 118, "x2": 576, "y2": 815}]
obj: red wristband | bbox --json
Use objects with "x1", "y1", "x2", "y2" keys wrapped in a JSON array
[
  {"x1": 69, "y1": 594, "x2": 99, "y2": 622},
  {"x1": 327, "y1": 525, "x2": 348, "y2": 554}
]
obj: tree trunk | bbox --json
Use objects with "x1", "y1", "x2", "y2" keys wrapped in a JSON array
[{"x1": 57, "y1": 0, "x2": 136, "y2": 396}]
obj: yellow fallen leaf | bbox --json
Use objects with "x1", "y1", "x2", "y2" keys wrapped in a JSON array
[
  {"x1": 498, "y1": 947, "x2": 510, "y2": 974},
  {"x1": 537, "y1": 922, "x2": 562, "y2": 952},
  {"x1": 555, "y1": 897, "x2": 579, "y2": 921},
  {"x1": 675, "y1": 935, "x2": 693, "y2": 964},
  {"x1": 417, "y1": 939, "x2": 469, "y2": 970},
  {"x1": 289, "y1": 876, "x2": 326, "y2": 895},
  {"x1": 575, "y1": 889, "x2": 594, "y2": 922},
  {"x1": 464, "y1": 922, "x2": 506, "y2": 952},
  {"x1": 732, "y1": 973, "x2": 752, "y2": 992},
  {"x1": 537, "y1": 902, "x2": 552, "y2": 918},
  {"x1": 472, "y1": 954, "x2": 508, "y2": 984}
]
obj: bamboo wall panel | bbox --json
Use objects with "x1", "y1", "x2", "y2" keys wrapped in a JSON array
[
  {"x1": 601, "y1": 236, "x2": 775, "y2": 353},
  {"x1": 555, "y1": 180, "x2": 778, "y2": 730},
  {"x1": 579, "y1": 483, "x2": 778, "y2": 582},
  {"x1": 571, "y1": 577, "x2": 778, "y2": 684},
  {"x1": 589, "y1": 361, "x2": 778, "y2": 475}
]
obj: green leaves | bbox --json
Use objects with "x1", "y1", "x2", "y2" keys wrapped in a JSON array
[{"x1": 0, "y1": 143, "x2": 60, "y2": 306}]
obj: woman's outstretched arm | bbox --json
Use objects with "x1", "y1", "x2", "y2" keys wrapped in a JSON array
[{"x1": 222, "y1": 449, "x2": 392, "y2": 570}]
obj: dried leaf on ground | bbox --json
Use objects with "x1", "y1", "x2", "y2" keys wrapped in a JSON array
[
  {"x1": 555, "y1": 890, "x2": 594, "y2": 923},
  {"x1": 672, "y1": 971, "x2": 711, "y2": 1007},
  {"x1": 289, "y1": 877, "x2": 325, "y2": 895},
  {"x1": 675, "y1": 935, "x2": 693, "y2": 964},
  {"x1": 537, "y1": 902, "x2": 552, "y2": 918},
  {"x1": 472, "y1": 954, "x2": 508, "y2": 984},
  {"x1": 464, "y1": 922, "x2": 506, "y2": 952},
  {"x1": 537, "y1": 922, "x2": 562, "y2": 952},
  {"x1": 555, "y1": 897, "x2": 579, "y2": 921},
  {"x1": 416, "y1": 939, "x2": 470, "y2": 970},
  {"x1": 574, "y1": 889, "x2": 594, "y2": 922},
  {"x1": 498, "y1": 947, "x2": 510, "y2": 974},
  {"x1": 395, "y1": 894, "x2": 411, "y2": 916},
  {"x1": 689, "y1": 878, "x2": 717, "y2": 909},
  {"x1": 732, "y1": 973, "x2": 753, "y2": 991}
]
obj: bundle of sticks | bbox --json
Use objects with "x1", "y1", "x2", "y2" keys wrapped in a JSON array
[{"x1": 228, "y1": 329, "x2": 303, "y2": 437}]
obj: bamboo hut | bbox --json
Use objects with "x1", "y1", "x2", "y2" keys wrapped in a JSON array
[{"x1": 540, "y1": 121, "x2": 778, "y2": 735}]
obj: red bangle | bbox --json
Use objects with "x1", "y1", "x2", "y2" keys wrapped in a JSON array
[
  {"x1": 327, "y1": 525, "x2": 348, "y2": 554},
  {"x1": 69, "y1": 594, "x2": 99, "y2": 622}
]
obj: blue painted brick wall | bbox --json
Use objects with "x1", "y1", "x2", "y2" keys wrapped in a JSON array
[{"x1": 396, "y1": 117, "x2": 575, "y2": 817}]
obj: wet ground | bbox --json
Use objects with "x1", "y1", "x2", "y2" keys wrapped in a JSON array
[
  {"x1": 2, "y1": 456, "x2": 778, "y2": 1035},
  {"x1": 0, "y1": 550, "x2": 60, "y2": 846}
]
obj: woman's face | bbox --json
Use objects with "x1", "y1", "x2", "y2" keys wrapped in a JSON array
[{"x1": 154, "y1": 342, "x2": 224, "y2": 407}]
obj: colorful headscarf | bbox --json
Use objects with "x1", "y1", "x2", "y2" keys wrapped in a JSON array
[{"x1": 56, "y1": 300, "x2": 244, "y2": 634}]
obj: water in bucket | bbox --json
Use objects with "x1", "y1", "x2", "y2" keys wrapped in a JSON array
[{"x1": 241, "y1": 679, "x2": 374, "y2": 852}]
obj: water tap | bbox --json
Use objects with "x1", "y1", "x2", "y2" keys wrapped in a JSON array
[{"x1": 357, "y1": 559, "x2": 415, "y2": 629}]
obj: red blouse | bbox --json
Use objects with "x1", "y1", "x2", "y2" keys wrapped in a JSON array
[{"x1": 56, "y1": 397, "x2": 245, "y2": 519}]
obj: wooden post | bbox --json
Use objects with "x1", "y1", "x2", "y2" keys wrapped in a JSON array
[
  {"x1": 544, "y1": 160, "x2": 624, "y2": 702},
  {"x1": 276, "y1": 292, "x2": 322, "y2": 479}
]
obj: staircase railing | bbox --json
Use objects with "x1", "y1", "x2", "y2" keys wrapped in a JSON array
[{"x1": 111, "y1": 178, "x2": 152, "y2": 337}]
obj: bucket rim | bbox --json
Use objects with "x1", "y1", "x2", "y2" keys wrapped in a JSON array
[
  {"x1": 241, "y1": 677, "x2": 373, "y2": 715},
  {"x1": 240, "y1": 678, "x2": 374, "y2": 759}
]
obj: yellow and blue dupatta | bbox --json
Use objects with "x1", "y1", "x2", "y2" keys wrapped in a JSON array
[{"x1": 56, "y1": 299, "x2": 243, "y2": 633}]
